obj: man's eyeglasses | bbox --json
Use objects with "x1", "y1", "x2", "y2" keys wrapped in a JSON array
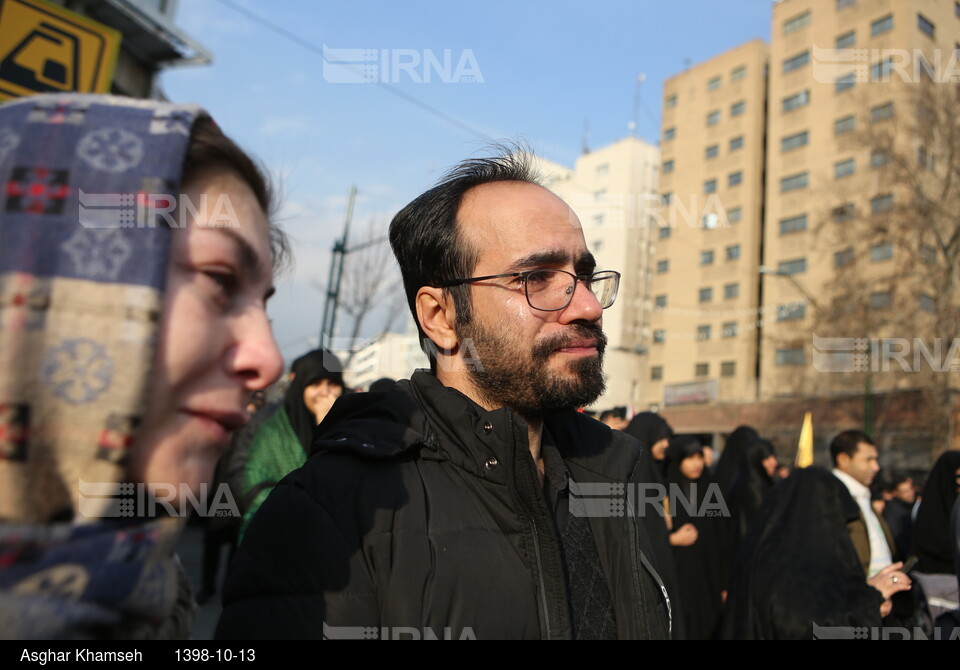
[{"x1": 436, "y1": 269, "x2": 620, "y2": 312}]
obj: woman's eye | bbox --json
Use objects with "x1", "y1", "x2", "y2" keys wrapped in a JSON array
[{"x1": 202, "y1": 270, "x2": 239, "y2": 295}]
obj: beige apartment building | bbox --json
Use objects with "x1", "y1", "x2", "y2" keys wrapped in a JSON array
[
  {"x1": 646, "y1": 39, "x2": 769, "y2": 416},
  {"x1": 762, "y1": 0, "x2": 960, "y2": 397},
  {"x1": 654, "y1": 1, "x2": 960, "y2": 462},
  {"x1": 536, "y1": 136, "x2": 660, "y2": 411}
]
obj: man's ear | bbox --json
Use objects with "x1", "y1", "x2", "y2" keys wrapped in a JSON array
[
  {"x1": 836, "y1": 453, "x2": 850, "y2": 471},
  {"x1": 416, "y1": 286, "x2": 458, "y2": 352}
]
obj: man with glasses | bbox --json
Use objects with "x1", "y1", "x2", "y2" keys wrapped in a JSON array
[{"x1": 217, "y1": 148, "x2": 671, "y2": 640}]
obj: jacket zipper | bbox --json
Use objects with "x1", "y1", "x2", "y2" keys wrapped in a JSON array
[
  {"x1": 529, "y1": 519, "x2": 552, "y2": 639},
  {"x1": 627, "y1": 456, "x2": 672, "y2": 638},
  {"x1": 508, "y1": 410, "x2": 553, "y2": 640}
]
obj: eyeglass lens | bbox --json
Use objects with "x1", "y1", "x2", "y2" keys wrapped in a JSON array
[{"x1": 525, "y1": 270, "x2": 618, "y2": 310}]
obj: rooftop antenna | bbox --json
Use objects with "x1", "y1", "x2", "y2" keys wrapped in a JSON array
[
  {"x1": 629, "y1": 72, "x2": 646, "y2": 136},
  {"x1": 581, "y1": 118, "x2": 590, "y2": 154}
]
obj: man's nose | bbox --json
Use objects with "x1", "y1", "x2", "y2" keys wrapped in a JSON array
[{"x1": 560, "y1": 279, "x2": 603, "y2": 323}]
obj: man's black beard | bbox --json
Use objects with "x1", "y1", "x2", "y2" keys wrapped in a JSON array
[{"x1": 457, "y1": 319, "x2": 607, "y2": 420}]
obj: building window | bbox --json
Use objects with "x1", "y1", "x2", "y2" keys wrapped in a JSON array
[
  {"x1": 834, "y1": 158, "x2": 855, "y2": 179},
  {"x1": 777, "y1": 302, "x2": 807, "y2": 321},
  {"x1": 704, "y1": 179, "x2": 717, "y2": 194},
  {"x1": 781, "y1": 172, "x2": 809, "y2": 192},
  {"x1": 776, "y1": 348, "x2": 805, "y2": 366},
  {"x1": 657, "y1": 259, "x2": 670, "y2": 273},
  {"x1": 654, "y1": 294, "x2": 668, "y2": 309},
  {"x1": 871, "y1": 193, "x2": 894, "y2": 213},
  {"x1": 726, "y1": 245, "x2": 741, "y2": 262},
  {"x1": 701, "y1": 250, "x2": 715, "y2": 266},
  {"x1": 665, "y1": 94, "x2": 677, "y2": 109},
  {"x1": 920, "y1": 294, "x2": 935, "y2": 313},
  {"x1": 784, "y1": 10, "x2": 811, "y2": 34},
  {"x1": 702, "y1": 212, "x2": 720, "y2": 229},
  {"x1": 650, "y1": 365, "x2": 664, "y2": 381},
  {"x1": 837, "y1": 0, "x2": 856, "y2": 9},
  {"x1": 835, "y1": 247, "x2": 855, "y2": 268},
  {"x1": 835, "y1": 73, "x2": 856, "y2": 93},
  {"x1": 697, "y1": 325, "x2": 712, "y2": 342},
  {"x1": 721, "y1": 361, "x2": 736, "y2": 377},
  {"x1": 783, "y1": 50, "x2": 810, "y2": 73},
  {"x1": 871, "y1": 102, "x2": 894, "y2": 121},
  {"x1": 871, "y1": 150, "x2": 889, "y2": 168},
  {"x1": 653, "y1": 329, "x2": 665, "y2": 344},
  {"x1": 778, "y1": 258, "x2": 807, "y2": 275},
  {"x1": 662, "y1": 192, "x2": 673, "y2": 205},
  {"x1": 705, "y1": 144, "x2": 719, "y2": 159},
  {"x1": 871, "y1": 57, "x2": 895, "y2": 81},
  {"x1": 782, "y1": 130, "x2": 809, "y2": 152},
  {"x1": 724, "y1": 282, "x2": 740, "y2": 299},
  {"x1": 783, "y1": 90, "x2": 810, "y2": 112},
  {"x1": 730, "y1": 100, "x2": 745, "y2": 117},
  {"x1": 699, "y1": 287, "x2": 713, "y2": 303},
  {"x1": 659, "y1": 225, "x2": 672, "y2": 239},
  {"x1": 920, "y1": 244, "x2": 936, "y2": 263},
  {"x1": 918, "y1": 13, "x2": 935, "y2": 38},
  {"x1": 871, "y1": 291, "x2": 892, "y2": 310},
  {"x1": 707, "y1": 75, "x2": 722, "y2": 91},
  {"x1": 593, "y1": 214, "x2": 605, "y2": 227},
  {"x1": 707, "y1": 110, "x2": 721, "y2": 126},
  {"x1": 595, "y1": 163, "x2": 609, "y2": 176},
  {"x1": 832, "y1": 203, "x2": 856, "y2": 223},
  {"x1": 722, "y1": 322, "x2": 738, "y2": 339},
  {"x1": 695, "y1": 363, "x2": 710, "y2": 377},
  {"x1": 729, "y1": 135, "x2": 744, "y2": 151},
  {"x1": 731, "y1": 65, "x2": 746, "y2": 82},
  {"x1": 780, "y1": 213, "x2": 808, "y2": 234},
  {"x1": 662, "y1": 159, "x2": 674, "y2": 174},
  {"x1": 663, "y1": 127, "x2": 676, "y2": 141},
  {"x1": 918, "y1": 146, "x2": 929, "y2": 169},
  {"x1": 593, "y1": 189, "x2": 607, "y2": 203},
  {"x1": 872, "y1": 14, "x2": 893, "y2": 36},
  {"x1": 836, "y1": 30, "x2": 856, "y2": 48},
  {"x1": 870, "y1": 242, "x2": 893, "y2": 262},
  {"x1": 835, "y1": 115, "x2": 855, "y2": 134},
  {"x1": 727, "y1": 207, "x2": 742, "y2": 224},
  {"x1": 728, "y1": 171, "x2": 743, "y2": 187}
]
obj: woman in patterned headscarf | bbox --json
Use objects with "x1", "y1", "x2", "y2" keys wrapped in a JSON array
[{"x1": 0, "y1": 94, "x2": 286, "y2": 639}]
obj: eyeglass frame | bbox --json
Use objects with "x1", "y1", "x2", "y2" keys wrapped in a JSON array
[{"x1": 434, "y1": 268, "x2": 621, "y2": 312}]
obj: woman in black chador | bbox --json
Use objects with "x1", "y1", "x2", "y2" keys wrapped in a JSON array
[{"x1": 665, "y1": 435, "x2": 726, "y2": 639}]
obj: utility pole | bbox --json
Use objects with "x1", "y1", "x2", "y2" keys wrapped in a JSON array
[{"x1": 319, "y1": 185, "x2": 356, "y2": 348}]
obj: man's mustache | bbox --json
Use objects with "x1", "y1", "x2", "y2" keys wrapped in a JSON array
[{"x1": 533, "y1": 324, "x2": 607, "y2": 362}]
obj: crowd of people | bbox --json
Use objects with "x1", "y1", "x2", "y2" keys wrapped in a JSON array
[{"x1": 0, "y1": 92, "x2": 958, "y2": 640}]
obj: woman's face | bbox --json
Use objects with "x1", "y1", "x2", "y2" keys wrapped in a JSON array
[
  {"x1": 303, "y1": 379, "x2": 344, "y2": 424},
  {"x1": 127, "y1": 169, "x2": 284, "y2": 496},
  {"x1": 762, "y1": 454, "x2": 779, "y2": 478},
  {"x1": 679, "y1": 452, "x2": 705, "y2": 480},
  {"x1": 651, "y1": 437, "x2": 669, "y2": 461}
]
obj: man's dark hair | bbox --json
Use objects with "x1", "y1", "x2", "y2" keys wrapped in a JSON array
[
  {"x1": 388, "y1": 145, "x2": 541, "y2": 365},
  {"x1": 829, "y1": 429, "x2": 876, "y2": 466},
  {"x1": 880, "y1": 470, "x2": 911, "y2": 494}
]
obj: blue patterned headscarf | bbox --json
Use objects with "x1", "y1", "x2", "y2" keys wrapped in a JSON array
[{"x1": 0, "y1": 94, "x2": 207, "y2": 638}]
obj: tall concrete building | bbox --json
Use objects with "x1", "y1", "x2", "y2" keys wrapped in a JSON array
[
  {"x1": 653, "y1": 0, "x2": 960, "y2": 463},
  {"x1": 646, "y1": 39, "x2": 769, "y2": 429},
  {"x1": 536, "y1": 135, "x2": 660, "y2": 411}
]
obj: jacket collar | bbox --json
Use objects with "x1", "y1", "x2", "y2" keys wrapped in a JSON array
[{"x1": 312, "y1": 369, "x2": 642, "y2": 484}]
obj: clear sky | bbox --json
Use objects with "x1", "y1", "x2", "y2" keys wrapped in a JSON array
[{"x1": 160, "y1": 0, "x2": 772, "y2": 362}]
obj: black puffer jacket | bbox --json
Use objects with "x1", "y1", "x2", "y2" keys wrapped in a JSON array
[{"x1": 216, "y1": 371, "x2": 671, "y2": 640}]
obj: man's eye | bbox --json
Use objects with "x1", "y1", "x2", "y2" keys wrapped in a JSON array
[{"x1": 525, "y1": 271, "x2": 552, "y2": 287}]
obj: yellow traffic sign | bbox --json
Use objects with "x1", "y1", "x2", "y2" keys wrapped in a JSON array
[{"x1": 0, "y1": 0, "x2": 121, "y2": 101}]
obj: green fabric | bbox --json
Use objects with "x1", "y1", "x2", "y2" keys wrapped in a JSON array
[{"x1": 238, "y1": 407, "x2": 309, "y2": 544}]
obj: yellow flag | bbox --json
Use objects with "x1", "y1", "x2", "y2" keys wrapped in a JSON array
[{"x1": 795, "y1": 411, "x2": 813, "y2": 468}]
